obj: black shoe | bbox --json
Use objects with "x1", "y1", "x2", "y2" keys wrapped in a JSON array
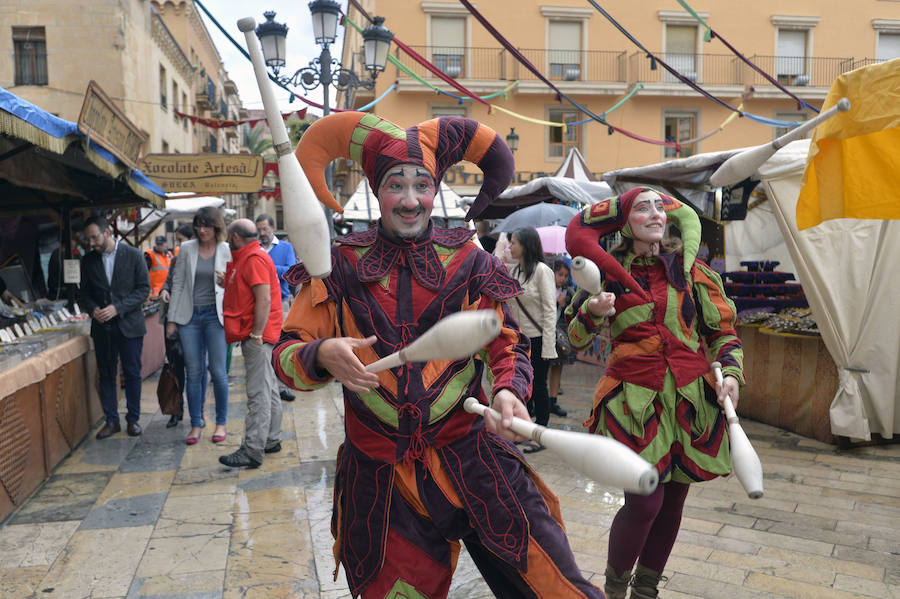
[
  {"x1": 549, "y1": 403, "x2": 568, "y2": 417},
  {"x1": 166, "y1": 414, "x2": 182, "y2": 428},
  {"x1": 127, "y1": 422, "x2": 142, "y2": 437},
  {"x1": 219, "y1": 449, "x2": 261, "y2": 469},
  {"x1": 557, "y1": 387, "x2": 564, "y2": 395},
  {"x1": 264, "y1": 442, "x2": 282, "y2": 454},
  {"x1": 279, "y1": 389, "x2": 295, "y2": 402},
  {"x1": 96, "y1": 421, "x2": 121, "y2": 440}
]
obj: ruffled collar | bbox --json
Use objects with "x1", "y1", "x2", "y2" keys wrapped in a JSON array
[{"x1": 341, "y1": 223, "x2": 474, "y2": 290}]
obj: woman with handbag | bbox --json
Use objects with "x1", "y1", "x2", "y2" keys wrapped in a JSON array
[
  {"x1": 166, "y1": 207, "x2": 231, "y2": 445},
  {"x1": 507, "y1": 227, "x2": 557, "y2": 452},
  {"x1": 548, "y1": 257, "x2": 575, "y2": 417}
]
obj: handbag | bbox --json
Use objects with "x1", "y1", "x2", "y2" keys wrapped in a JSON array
[
  {"x1": 515, "y1": 297, "x2": 570, "y2": 360},
  {"x1": 156, "y1": 362, "x2": 182, "y2": 417}
]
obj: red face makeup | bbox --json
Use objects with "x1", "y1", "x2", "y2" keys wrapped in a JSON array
[
  {"x1": 627, "y1": 190, "x2": 667, "y2": 245},
  {"x1": 377, "y1": 164, "x2": 436, "y2": 239}
]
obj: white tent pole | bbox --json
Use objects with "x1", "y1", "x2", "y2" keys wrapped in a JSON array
[
  {"x1": 364, "y1": 179, "x2": 373, "y2": 222},
  {"x1": 439, "y1": 184, "x2": 448, "y2": 220}
]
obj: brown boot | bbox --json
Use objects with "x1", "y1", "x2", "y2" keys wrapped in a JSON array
[
  {"x1": 603, "y1": 564, "x2": 631, "y2": 599},
  {"x1": 630, "y1": 563, "x2": 665, "y2": 598}
]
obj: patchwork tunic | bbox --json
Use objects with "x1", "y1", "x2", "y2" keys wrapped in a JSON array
[
  {"x1": 567, "y1": 252, "x2": 745, "y2": 484},
  {"x1": 274, "y1": 225, "x2": 603, "y2": 599}
]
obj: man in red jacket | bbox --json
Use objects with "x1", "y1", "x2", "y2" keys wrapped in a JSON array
[{"x1": 219, "y1": 218, "x2": 284, "y2": 468}]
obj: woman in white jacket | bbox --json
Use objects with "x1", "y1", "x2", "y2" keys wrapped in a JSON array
[
  {"x1": 166, "y1": 207, "x2": 231, "y2": 445},
  {"x1": 507, "y1": 227, "x2": 557, "y2": 451}
]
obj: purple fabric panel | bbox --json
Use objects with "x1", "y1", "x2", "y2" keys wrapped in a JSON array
[
  {"x1": 291, "y1": 337, "x2": 331, "y2": 383},
  {"x1": 465, "y1": 136, "x2": 515, "y2": 221}
]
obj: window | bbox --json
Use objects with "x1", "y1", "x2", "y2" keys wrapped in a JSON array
[
  {"x1": 548, "y1": 108, "x2": 581, "y2": 158},
  {"x1": 548, "y1": 21, "x2": 582, "y2": 81},
  {"x1": 12, "y1": 26, "x2": 48, "y2": 86},
  {"x1": 208, "y1": 134, "x2": 217, "y2": 153},
  {"x1": 181, "y1": 92, "x2": 188, "y2": 130},
  {"x1": 159, "y1": 65, "x2": 167, "y2": 109},
  {"x1": 771, "y1": 15, "x2": 819, "y2": 86},
  {"x1": 665, "y1": 25, "x2": 697, "y2": 82},
  {"x1": 431, "y1": 16, "x2": 465, "y2": 78},
  {"x1": 431, "y1": 105, "x2": 468, "y2": 118},
  {"x1": 162, "y1": 140, "x2": 169, "y2": 153},
  {"x1": 172, "y1": 81, "x2": 179, "y2": 121},
  {"x1": 773, "y1": 111, "x2": 809, "y2": 139},
  {"x1": 878, "y1": 32, "x2": 900, "y2": 60},
  {"x1": 664, "y1": 112, "x2": 697, "y2": 159}
]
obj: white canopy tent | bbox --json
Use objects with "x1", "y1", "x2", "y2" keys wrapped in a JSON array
[
  {"x1": 341, "y1": 179, "x2": 468, "y2": 223},
  {"x1": 116, "y1": 195, "x2": 235, "y2": 237},
  {"x1": 753, "y1": 140, "x2": 900, "y2": 440}
]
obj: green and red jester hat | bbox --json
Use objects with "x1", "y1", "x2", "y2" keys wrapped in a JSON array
[
  {"x1": 565, "y1": 186, "x2": 702, "y2": 300},
  {"x1": 295, "y1": 111, "x2": 515, "y2": 220}
]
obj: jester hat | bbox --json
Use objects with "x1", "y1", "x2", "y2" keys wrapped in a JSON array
[
  {"x1": 565, "y1": 186, "x2": 701, "y2": 299},
  {"x1": 295, "y1": 111, "x2": 514, "y2": 220}
]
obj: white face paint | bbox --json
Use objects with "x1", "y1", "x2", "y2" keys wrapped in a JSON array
[
  {"x1": 377, "y1": 164, "x2": 436, "y2": 239},
  {"x1": 628, "y1": 190, "x2": 667, "y2": 245}
]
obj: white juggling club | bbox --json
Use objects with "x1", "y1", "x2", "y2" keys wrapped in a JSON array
[
  {"x1": 365, "y1": 310, "x2": 502, "y2": 373},
  {"x1": 464, "y1": 397, "x2": 658, "y2": 495},
  {"x1": 238, "y1": 17, "x2": 332, "y2": 278},
  {"x1": 571, "y1": 256, "x2": 616, "y2": 316},
  {"x1": 709, "y1": 98, "x2": 850, "y2": 187},
  {"x1": 711, "y1": 361, "x2": 764, "y2": 499}
]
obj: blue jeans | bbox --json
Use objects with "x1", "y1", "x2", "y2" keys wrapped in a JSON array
[{"x1": 179, "y1": 305, "x2": 228, "y2": 428}]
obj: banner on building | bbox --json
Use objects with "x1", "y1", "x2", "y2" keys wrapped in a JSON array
[{"x1": 142, "y1": 153, "x2": 264, "y2": 193}]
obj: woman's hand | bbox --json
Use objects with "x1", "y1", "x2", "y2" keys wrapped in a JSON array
[
  {"x1": 165, "y1": 322, "x2": 177, "y2": 339},
  {"x1": 483, "y1": 389, "x2": 529, "y2": 443},
  {"x1": 158, "y1": 289, "x2": 170, "y2": 303},
  {"x1": 717, "y1": 374, "x2": 740, "y2": 410},
  {"x1": 316, "y1": 336, "x2": 381, "y2": 393},
  {"x1": 587, "y1": 292, "x2": 616, "y2": 317}
]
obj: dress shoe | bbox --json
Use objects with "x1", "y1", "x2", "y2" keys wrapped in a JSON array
[
  {"x1": 127, "y1": 422, "x2": 142, "y2": 436},
  {"x1": 96, "y1": 422, "x2": 121, "y2": 440},
  {"x1": 280, "y1": 389, "x2": 296, "y2": 402},
  {"x1": 549, "y1": 403, "x2": 568, "y2": 417},
  {"x1": 264, "y1": 442, "x2": 282, "y2": 454},
  {"x1": 219, "y1": 448, "x2": 261, "y2": 469},
  {"x1": 166, "y1": 414, "x2": 182, "y2": 428}
]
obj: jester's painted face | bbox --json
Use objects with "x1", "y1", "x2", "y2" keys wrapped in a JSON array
[
  {"x1": 627, "y1": 190, "x2": 667, "y2": 244},
  {"x1": 377, "y1": 164, "x2": 437, "y2": 239}
]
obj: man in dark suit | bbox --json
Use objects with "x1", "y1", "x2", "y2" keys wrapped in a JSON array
[{"x1": 81, "y1": 215, "x2": 151, "y2": 439}]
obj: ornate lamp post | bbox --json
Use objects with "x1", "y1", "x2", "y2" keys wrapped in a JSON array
[
  {"x1": 255, "y1": 5, "x2": 393, "y2": 236},
  {"x1": 505, "y1": 127, "x2": 519, "y2": 153}
]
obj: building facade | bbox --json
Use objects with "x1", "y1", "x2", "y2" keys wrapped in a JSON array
[{"x1": 339, "y1": 0, "x2": 900, "y2": 197}]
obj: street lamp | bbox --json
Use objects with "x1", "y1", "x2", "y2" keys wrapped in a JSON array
[
  {"x1": 505, "y1": 127, "x2": 519, "y2": 153},
  {"x1": 255, "y1": 8, "x2": 393, "y2": 237}
]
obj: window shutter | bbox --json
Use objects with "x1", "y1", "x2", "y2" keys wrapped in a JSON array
[
  {"x1": 777, "y1": 30, "x2": 806, "y2": 75},
  {"x1": 549, "y1": 21, "x2": 581, "y2": 68},
  {"x1": 878, "y1": 32, "x2": 900, "y2": 61},
  {"x1": 432, "y1": 17, "x2": 465, "y2": 55}
]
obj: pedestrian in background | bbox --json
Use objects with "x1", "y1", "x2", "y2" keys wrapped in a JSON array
[
  {"x1": 506, "y1": 226, "x2": 557, "y2": 450},
  {"x1": 144, "y1": 235, "x2": 173, "y2": 297},
  {"x1": 547, "y1": 256, "x2": 573, "y2": 418},
  {"x1": 219, "y1": 219, "x2": 283, "y2": 469},
  {"x1": 254, "y1": 213, "x2": 297, "y2": 402},
  {"x1": 80, "y1": 215, "x2": 150, "y2": 439},
  {"x1": 166, "y1": 207, "x2": 231, "y2": 445}
]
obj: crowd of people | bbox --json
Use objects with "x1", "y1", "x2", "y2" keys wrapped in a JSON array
[{"x1": 57, "y1": 111, "x2": 744, "y2": 599}]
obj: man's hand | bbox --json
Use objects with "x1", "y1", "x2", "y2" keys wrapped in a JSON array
[
  {"x1": 96, "y1": 304, "x2": 118, "y2": 322},
  {"x1": 92, "y1": 307, "x2": 105, "y2": 322},
  {"x1": 316, "y1": 336, "x2": 381, "y2": 393},
  {"x1": 483, "y1": 389, "x2": 529, "y2": 443},
  {"x1": 159, "y1": 289, "x2": 170, "y2": 303},
  {"x1": 165, "y1": 322, "x2": 177, "y2": 339},
  {"x1": 716, "y1": 374, "x2": 741, "y2": 410}
]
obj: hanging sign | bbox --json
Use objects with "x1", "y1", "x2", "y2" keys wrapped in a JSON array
[
  {"x1": 141, "y1": 153, "x2": 264, "y2": 193},
  {"x1": 77, "y1": 80, "x2": 148, "y2": 169}
]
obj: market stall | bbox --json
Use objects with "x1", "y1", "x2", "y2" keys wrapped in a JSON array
[{"x1": 0, "y1": 86, "x2": 164, "y2": 522}]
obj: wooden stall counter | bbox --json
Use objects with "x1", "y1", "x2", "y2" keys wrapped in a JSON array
[
  {"x1": 737, "y1": 323, "x2": 839, "y2": 444},
  {"x1": 0, "y1": 335, "x2": 101, "y2": 523}
]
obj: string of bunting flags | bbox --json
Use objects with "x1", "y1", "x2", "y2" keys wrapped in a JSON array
[{"x1": 173, "y1": 108, "x2": 307, "y2": 129}]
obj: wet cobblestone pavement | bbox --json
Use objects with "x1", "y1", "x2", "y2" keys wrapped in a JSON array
[{"x1": 1, "y1": 352, "x2": 899, "y2": 598}]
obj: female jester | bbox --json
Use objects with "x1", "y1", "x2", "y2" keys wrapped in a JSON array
[{"x1": 565, "y1": 187, "x2": 745, "y2": 599}]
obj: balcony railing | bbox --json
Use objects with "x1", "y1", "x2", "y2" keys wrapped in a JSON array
[{"x1": 393, "y1": 45, "x2": 863, "y2": 89}]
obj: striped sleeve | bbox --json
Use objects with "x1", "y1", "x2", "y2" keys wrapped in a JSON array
[
  {"x1": 565, "y1": 288, "x2": 608, "y2": 352},
  {"x1": 481, "y1": 295, "x2": 532, "y2": 403},
  {"x1": 692, "y1": 262, "x2": 745, "y2": 385},
  {"x1": 272, "y1": 279, "x2": 340, "y2": 391}
]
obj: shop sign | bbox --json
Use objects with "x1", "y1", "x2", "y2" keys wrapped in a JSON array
[
  {"x1": 77, "y1": 80, "x2": 148, "y2": 170},
  {"x1": 141, "y1": 154, "x2": 264, "y2": 193}
]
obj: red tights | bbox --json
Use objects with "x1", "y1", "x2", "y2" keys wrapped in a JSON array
[{"x1": 607, "y1": 481, "x2": 690, "y2": 575}]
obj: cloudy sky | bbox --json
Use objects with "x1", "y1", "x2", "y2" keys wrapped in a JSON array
[{"x1": 197, "y1": 0, "x2": 347, "y2": 115}]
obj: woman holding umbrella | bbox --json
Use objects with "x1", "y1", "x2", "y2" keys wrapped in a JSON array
[{"x1": 507, "y1": 227, "x2": 557, "y2": 448}]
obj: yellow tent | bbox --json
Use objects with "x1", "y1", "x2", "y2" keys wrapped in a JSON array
[{"x1": 796, "y1": 58, "x2": 900, "y2": 229}]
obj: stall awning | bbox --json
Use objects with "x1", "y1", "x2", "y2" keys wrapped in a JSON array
[{"x1": 0, "y1": 86, "x2": 164, "y2": 210}]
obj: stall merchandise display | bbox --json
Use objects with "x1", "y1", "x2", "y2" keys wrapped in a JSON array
[
  {"x1": 737, "y1": 306, "x2": 819, "y2": 337},
  {"x1": 724, "y1": 261, "x2": 809, "y2": 313}
]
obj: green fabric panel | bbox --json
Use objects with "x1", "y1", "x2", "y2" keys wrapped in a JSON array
[
  {"x1": 429, "y1": 359, "x2": 476, "y2": 423},
  {"x1": 664, "y1": 284, "x2": 699, "y2": 351},
  {"x1": 384, "y1": 579, "x2": 428, "y2": 599},
  {"x1": 594, "y1": 370, "x2": 731, "y2": 484},
  {"x1": 666, "y1": 203, "x2": 700, "y2": 276},
  {"x1": 367, "y1": 113, "x2": 406, "y2": 139},
  {"x1": 610, "y1": 303, "x2": 654, "y2": 338},
  {"x1": 584, "y1": 196, "x2": 621, "y2": 223},
  {"x1": 278, "y1": 342, "x2": 330, "y2": 391},
  {"x1": 357, "y1": 387, "x2": 400, "y2": 428},
  {"x1": 567, "y1": 296, "x2": 607, "y2": 350},
  {"x1": 348, "y1": 126, "x2": 368, "y2": 164}
]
